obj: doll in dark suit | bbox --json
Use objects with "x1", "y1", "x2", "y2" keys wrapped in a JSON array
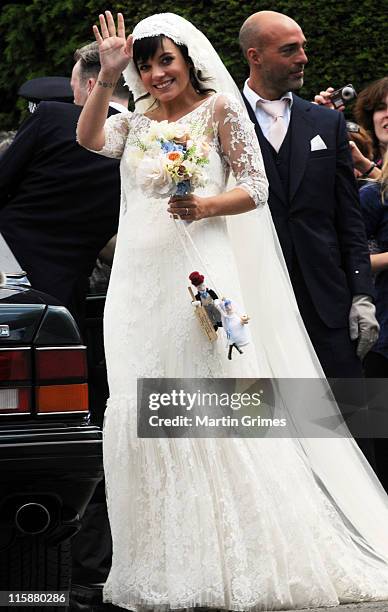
[{"x1": 189, "y1": 270, "x2": 222, "y2": 330}]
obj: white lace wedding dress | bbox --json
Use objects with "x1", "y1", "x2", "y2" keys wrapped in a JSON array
[{"x1": 93, "y1": 93, "x2": 388, "y2": 611}]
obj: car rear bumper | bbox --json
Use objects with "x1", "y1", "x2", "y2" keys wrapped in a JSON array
[{"x1": 0, "y1": 425, "x2": 104, "y2": 545}]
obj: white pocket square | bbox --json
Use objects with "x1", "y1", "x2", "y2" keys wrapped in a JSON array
[{"x1": 310, "y1": 135, "x2": 327, "y2": 151}]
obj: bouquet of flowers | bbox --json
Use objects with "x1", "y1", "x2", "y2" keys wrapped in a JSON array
[{"x1": 128, "y1": 120, "x2": 210, "y2": 199}]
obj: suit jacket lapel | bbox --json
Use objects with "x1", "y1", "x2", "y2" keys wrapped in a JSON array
[
  {"x1": 242, "y1": 93, "x2": 287, "y2": 206},
  {"x1": 288, "y1": 95, "x2": 315, "y2": 203}
]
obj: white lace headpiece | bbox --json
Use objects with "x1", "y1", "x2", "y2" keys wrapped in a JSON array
[{"x1": 123, "y1": 12, "x2": 242, "y2": 113}]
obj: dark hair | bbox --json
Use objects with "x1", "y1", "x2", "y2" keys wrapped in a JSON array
[
  {"x1": 353, "y1": 77, "x2": 388, "y2": 160},
  {"x1": 132, "y1": 35, "x2": 215, "y2": 106},
  {"x1": 74, "y1": 41, "x2": 128, "y2": 101}
]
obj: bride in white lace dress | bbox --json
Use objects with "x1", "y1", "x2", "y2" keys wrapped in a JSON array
[{"x1": 78, "y1": 11, "x2": 388, "y2": 611}]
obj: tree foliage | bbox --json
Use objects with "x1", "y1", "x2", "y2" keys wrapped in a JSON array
[{"x1": 0, "y1": 0, "x2": 386, "y2": 129}]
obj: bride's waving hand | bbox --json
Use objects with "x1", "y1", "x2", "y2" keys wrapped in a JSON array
[
  {"x1": 77, "y1": 11, "x2": 132, "y2": 151},
  {"x1": 93, "y1": 11, "x2": 133, "y2": 75}
]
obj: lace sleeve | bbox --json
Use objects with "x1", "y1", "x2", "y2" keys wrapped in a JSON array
[
  {"x1": 81, "y1": 111, "x2": 132, "y2": 159},
  {"x1": 213, "y1": 94, "x2": 268, "y2": 207}
]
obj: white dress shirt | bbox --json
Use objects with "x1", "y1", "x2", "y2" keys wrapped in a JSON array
[
  {"x1": 243, "y1": 80, "x2": 293, "y2": 140},
  {"x1": 109, "y1": 101, "x2": 129, "y2": 114}
]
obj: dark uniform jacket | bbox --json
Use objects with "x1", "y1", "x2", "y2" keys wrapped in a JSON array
[{"x1": 0, "y1": 101, "x2": 121, "y2": 322}]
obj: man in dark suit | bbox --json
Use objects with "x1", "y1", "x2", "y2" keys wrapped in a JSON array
[
  {"x1": 239, "y1": 11, "x2": 379, "y2": 380},
  {"x1": 0, "y1": 42, "x2": 128, "y2": 329}
]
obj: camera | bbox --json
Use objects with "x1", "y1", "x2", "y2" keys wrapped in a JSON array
[{"x1": 329, "y1": 84, "x2": 357, "y2": 108}]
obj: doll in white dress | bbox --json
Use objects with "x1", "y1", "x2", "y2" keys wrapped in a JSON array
[{"x1": 214, "y1": 298, "x2": 250, "y2": 359}]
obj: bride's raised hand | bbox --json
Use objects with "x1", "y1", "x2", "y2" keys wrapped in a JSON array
[{"x1": 93, "y1": 11, "x2": 133, "y2": 75}]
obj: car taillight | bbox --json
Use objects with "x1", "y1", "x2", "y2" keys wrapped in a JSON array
[
  {"x1": 0, "y1": 388, "x2": 30, "y2": 413},
  {"x1": 36, "y1": 348, "x2": 87, "y2": 380},
  {"x1": 0, "y1": 348, "x2": 32, "y2": 414},
  {"x1": 0, "y1": 348, "x2": 31, "y2": 381},
  {"x1": 35, "y1": 347, "x2": 88, "y2": 415},
  {"x1": 37, "y1": 384, "x2": 88, "y2": 413}
]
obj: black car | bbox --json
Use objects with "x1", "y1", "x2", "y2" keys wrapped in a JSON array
[{"x1": 0, "y1": 236, "x2": 104, "y2": 601}]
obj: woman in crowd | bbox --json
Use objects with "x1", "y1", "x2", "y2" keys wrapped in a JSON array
[
  {"x1": 360, "y1": 153, "x2": 388, "y2": 490},
  {"x1": 355, "y1": 77, "x2": 388, "y2": 168},
  {"x1": 360, "y1": 155, "x2": 388, "y2": 375},
  {"x1": 314, "y1": 80, "x2": 387, "y2": 181}
]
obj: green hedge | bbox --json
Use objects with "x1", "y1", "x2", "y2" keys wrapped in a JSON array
[{"x1": 0, "y1": 0, "x2": 386, "y2": 129}]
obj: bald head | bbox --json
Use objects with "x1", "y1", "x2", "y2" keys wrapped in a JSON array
[
  {"x1": 239, "y1": 11, "x2": 301, "y2": 57},
  {"x1": 239, "y1": 11, "x2": 307, "y2": 100}
]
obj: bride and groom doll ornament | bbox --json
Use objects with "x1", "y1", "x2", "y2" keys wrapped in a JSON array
[{"x1": 189, "y1": 270, "x2": 250, "y2": 359}]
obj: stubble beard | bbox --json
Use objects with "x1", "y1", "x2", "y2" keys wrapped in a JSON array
[
  {"x1": 286, "y1": 75, "x2": 304, "y2": 93},
  {"x1": 262, "y1": 72, "x2": 303, "y2": 99}
]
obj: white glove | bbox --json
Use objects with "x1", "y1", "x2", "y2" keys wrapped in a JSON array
[{"x1": 349, "y1": 295, "x2": 379, "y2": 360}]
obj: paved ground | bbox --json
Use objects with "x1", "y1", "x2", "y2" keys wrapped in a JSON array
[
  {"x1": 283, "y1": 603, "x2": 388, "y2": 612},
  {"x1": 92, "y1": 601, "x2": 388, "y2": 612}
]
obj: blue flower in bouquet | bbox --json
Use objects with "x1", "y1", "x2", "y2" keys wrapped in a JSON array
[
  {"x1": 161, "y1": 140, "x2": 184, "y2": 154},
  {"x1": 175, "y1": 180, "x2": 191, "y2": 196}
]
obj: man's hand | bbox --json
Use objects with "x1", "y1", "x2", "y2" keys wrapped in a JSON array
[{"x1": 349, "y1": 295, "x2": 379, "y2": 360}]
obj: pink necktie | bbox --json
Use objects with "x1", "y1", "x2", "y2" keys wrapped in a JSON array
[{"x1": 259, "y1": 100, "x2": 288, "y2": 152}]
